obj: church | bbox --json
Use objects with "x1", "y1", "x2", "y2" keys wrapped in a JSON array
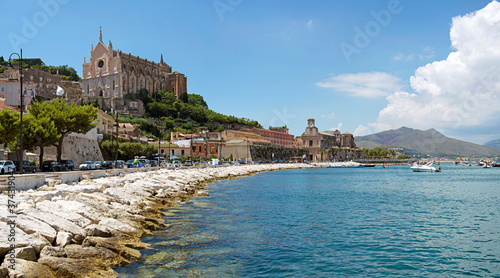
[
  {"x1": 301, "y1": 118, "x2": 364, "y2": 161},
  {"x1": 81, "y1": 30, "x2": 187, "y2": 115}
]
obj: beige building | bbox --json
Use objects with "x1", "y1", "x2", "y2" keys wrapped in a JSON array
[
  {"x1": 96, "y1": 109, "x2": 115, "y2": 137},
  {"x1": 82, "y1": 30, "x2": 187, "y2": 115},
  {"x1": 4, "y1": 67, "x2": 82, "y2": 102}
]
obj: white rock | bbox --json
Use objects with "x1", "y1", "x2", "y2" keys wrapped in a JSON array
[{"x1": 55, "y1": 231, "x2": 72, "y2": 247}]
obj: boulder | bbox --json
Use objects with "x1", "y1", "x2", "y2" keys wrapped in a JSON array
[
  {"x1": 0, "y1": 223, "x2": 49, "y2": 254},
  {"x1": 98, "y1": 218, "x2": 143, "y2": 237},
  {"x1": 82, "y1": 237, "x2": 144, "y2": 262},
  {"x1": 15, "y1": 246, "x2": 36, "y2": 261},
  {"x1": 55, "y1": 232, "x2": 72, "y2": 247},
  {"x1": 84, "y1": 224, "x2": 113, "y2": 237},
  {"x1": 0, "y1": 258, "x2": 55, "y2": 278},
  {"x1": 38, "y1": 256, "x2": 117, "y2": 278},
  {"x1": 35, "y1": 201, "x2": 92, "y2": 228},
  {"x1": 64, "y1": 244, "x2": 128, "y2": 267},
  {"x1": 39, "y1": 246, "x2": 66, "y2": 258},
  {"x1": 18, "y1": 208, "x2": 86, "y2": 243}
]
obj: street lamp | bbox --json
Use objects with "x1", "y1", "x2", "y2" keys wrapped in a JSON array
[{"x1": 7, "y1": 49, "x2": 24, "y2": 174}]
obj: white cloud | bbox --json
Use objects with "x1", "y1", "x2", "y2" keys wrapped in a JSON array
[
  {"x1": 394, "y1": 47, "x2": 434, "y2": 61},
  {"x1": 373, "y1": 1, "x2": 500, "y2": 132},
  {"x1": 315, "y1": 72, "x2": 402, "y2": 98},
  {"x1": 306, "y1": 19, "x2": 313, "y2": 29},
  {"x1": 353, "y1": 125, "x2": 372, "y2": 136},
  {"x1": 321, "y1": 112, "x2": 335, "y2": 119},
  {"x1": 329, "y1": 123, "x2": 343, "y2": 131}
]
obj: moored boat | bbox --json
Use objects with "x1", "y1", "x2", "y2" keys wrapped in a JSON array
[{"x1": 411, "y1": 162, "x2": 441, "y2": 172}]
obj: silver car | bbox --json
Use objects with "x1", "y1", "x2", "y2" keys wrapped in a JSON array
[
  {"x1": 79, "y1": 161, "x2": 98, "y2": 170},
  {"x1": 0, "y1": 160, "x2": 16, "y2": 174}
]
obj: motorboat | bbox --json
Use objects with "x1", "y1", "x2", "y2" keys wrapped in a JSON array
[
  {"x1": 411, "y1": 162, "x2": 441, "y2": 172},
  {"x1": 483, "y1": 163, "x2": 492, "y2": 168}
]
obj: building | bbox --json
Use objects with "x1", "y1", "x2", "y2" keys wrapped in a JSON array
[
  {"x1": 96, "y1": 109, "x2": 115, "y2": 138},
  {"x1": 240, "y1": 127, "x2": 295, "y2": 147},
  {"x1": 3, "y1": 67, "x2": 82, "y2": 102},
  {"x1": 117, "y1": 123, "x2": 139, "y2": 139},
  {"x1": 301, "y1": 118, "x2": 360, "y2": 161},
  {"x1": 81, "y1": 30, "x2": 187, "y2": 115},
  {"x1": 0, "y1": 79, "x2": 35, "y2": 110}
]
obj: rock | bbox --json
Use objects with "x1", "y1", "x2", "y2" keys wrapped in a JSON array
[
  {"x1": 98, "y1": 218, "x2": 143, "y2": 237},
  {"x1": 0, "y1": 258, "x2": 55, "y2": 278},
  {"x1": 18, "y1": 208, "x2": 86, "y2": 243},
  {"x1": 39, "y1": 246, "x2": 66, "y2": 258},
  {"x1": 35, "y1": 201, "x2": 92, "y2": 228},
  {"x1": 0, "y1": 223, "x2": 50, "y2": 254},
  {"x1": 197, "y1": 190, "x2": 209, "y2": 197},
  {"x1": 0, "y1": 207, "x2": 57, "y2": 243},
  {"x1": 15, "y1": 246, "x2": 36, "y2": 261},
  {"x1": 64, "y1": 244, "x2": 128, "y2": 267},
  {"x1": 38, "y1": 256, "x2": 117, "y2": 278},
  {"x1": 84, "y1": 224, "x2": 113, "y2": 237},
  {"x1": 55, "y1": 231, "x2": 72, "y2": 247},
  {"x1": 82, "y1": 237, "x2": 143, "y2": 262}
]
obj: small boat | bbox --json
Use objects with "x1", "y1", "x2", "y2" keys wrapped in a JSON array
[
  {"x1": 383, "y1": 165, "x2": 389, "y2": 168},
  {"x1": 411, "y1": 162, "x2": 441, "y2": 172},
  {"x1": 483, "y1": 163, "x2": 492, "y2": 168},
  {"x1": 361, "y1": 164, "x2": 376, "y2": 167}
]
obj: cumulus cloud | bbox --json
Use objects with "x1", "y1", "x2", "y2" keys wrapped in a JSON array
[
  {"x1": 329, "y1": 123, "x2": 343, "y2": 132},
  {"x1": 353, "y1": 125, "x2": 372, "y2": 136},
  {"x1": 373, "y1": 1, "x2": 500, "y2": 132},
  {"x1": 315, "y1": 72, "x2": 402, "y2": 98}
]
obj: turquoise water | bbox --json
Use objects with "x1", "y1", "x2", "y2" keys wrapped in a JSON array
[{"x1": 115, "y1": 165, "x2": 500, "y2": 277}]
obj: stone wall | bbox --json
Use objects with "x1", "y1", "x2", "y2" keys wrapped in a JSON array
[
  {"x1": 250, "y1": 146, "x2": 308, "y2": 161},
  {"x1": 36, "y1": 134, "x2": 103, "y2": 166}
]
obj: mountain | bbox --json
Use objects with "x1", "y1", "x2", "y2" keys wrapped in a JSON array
[
  {"x1": 355, "y1": 127, "x2": 500, "y2": 157},
  {"x1": 484, "y1": 139, "x2": 500, "y2": 149}
]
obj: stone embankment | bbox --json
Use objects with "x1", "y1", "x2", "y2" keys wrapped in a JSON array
[{"x1": 0, "y1": 163, "x2": 317, "y2": 277}]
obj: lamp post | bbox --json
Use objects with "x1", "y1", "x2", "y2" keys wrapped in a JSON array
[{"x1": 7, "y1": 49, "x2": 24, "y2": 174}]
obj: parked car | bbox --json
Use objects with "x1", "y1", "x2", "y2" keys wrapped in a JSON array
[
  {"x1": 115, "y1": 160, "x2": 125, "y2": 168},
  {"x1": 42, "y1": 161, "x2": 64, "y2": 172},
  {"x1": 79, "y1": 161, "x2": 98, "y2": 170},
  {"x1": 101, "y1": 161, "x2": 114, "y2": 169},
  {"x1": 125, "y1": 160, "x2": 134, "y2": 168},
  {"x1": 0, "y1": 160, "x2": 16, "y2": 174},
  {"x1": 94, "y1": 161, "x2": 103, "y2": 169},
  {"x1": 60, "y1": 159, "x2": 75, "y2": 171},
  {"x1": 14, "y1": 161, "x2": 37, "y2": 173},
  {"x1": 172, "y1": 160, "x2": 182, "y2": 167},
  {"x1": 150, "y1": 160, "x2": 158, "y2": 167},
  {"x1": 184, "y1": 160, "x2": 193, "y2": 166}
]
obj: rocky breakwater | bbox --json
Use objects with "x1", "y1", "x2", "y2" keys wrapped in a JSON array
[{"x1": 0, "y1": 163, "x2": 313, "y2": 277}]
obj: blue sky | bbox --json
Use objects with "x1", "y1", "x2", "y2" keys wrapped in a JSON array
[{"x1": 1, "y1": 0, "x2": 499, "y2": 144}]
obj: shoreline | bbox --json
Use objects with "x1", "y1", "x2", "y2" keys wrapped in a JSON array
[{"x1": 0, "y1": 163, "x2": 336, "y2": 277}]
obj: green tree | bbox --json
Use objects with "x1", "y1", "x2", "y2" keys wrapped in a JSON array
[
  {"x1": 22, "y1": 114, "x2": 60, "y2": 170},
  {"x1": 29, "y1": 99, "x2": 97, "y2": 162},
  {"x1": 0, "y1": 109, "x2": 19, "y2": 150}
]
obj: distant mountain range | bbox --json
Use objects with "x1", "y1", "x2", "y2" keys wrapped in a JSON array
[
  {"x1": 484, "y1": 139, "x2": 500, "y2": 149},
  {"x1": 354, "y1": 127, "x2": 500, "y2": 157}
]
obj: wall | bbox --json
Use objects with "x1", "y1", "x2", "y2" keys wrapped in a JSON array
[
  {"x1": 37, "y1": 133, "x2": 103, "y2": 166},
  {"x1": 250, "y1": 146, "x2": 308, "y2": 162}
]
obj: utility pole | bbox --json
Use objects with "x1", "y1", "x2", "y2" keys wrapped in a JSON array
[{"x1": 114, "y1": 111, "x2": 118, "y2": 167}]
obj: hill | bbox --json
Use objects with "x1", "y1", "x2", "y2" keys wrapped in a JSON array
[
  {"x1": 355, "y1": 127, "x2": 500, "y2": 157},
  {"x1": 484, "y1": 139, "x2": 500, "y2": 149}
]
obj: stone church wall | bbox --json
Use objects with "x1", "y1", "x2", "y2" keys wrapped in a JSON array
[{"x1": 36, "y1": 134, "x2": 103, "y2": 166}]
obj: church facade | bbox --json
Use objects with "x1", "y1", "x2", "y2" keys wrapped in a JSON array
[
  {"x1": 81, "y1": 30, "x2": 187, "y2": 115},
  {"x1": 301, "y1": 118, "x2": 363, "y2": 161}
]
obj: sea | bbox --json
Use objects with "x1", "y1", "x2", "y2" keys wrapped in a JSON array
[{"x1": 114, "y1": 164, "x2": 500, "y2": 277}]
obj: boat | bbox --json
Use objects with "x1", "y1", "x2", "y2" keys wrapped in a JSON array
[
  {"x1": 411, "y1": 162, "x2": 441, "y2": 172},
  {"x1": 383, "y1": 165, "x2": 389, "y2": 168},
  {"x1": 361, "y1": 164, "x2": 376, "y2": 167},
  {"x1": 483, "y1": 163, "x2": 492, "y2": 168}
]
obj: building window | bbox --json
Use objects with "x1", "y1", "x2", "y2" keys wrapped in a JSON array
[
  {"x1": 309, "y1": 140, "x2": 313, "y2": 146},
  {"x1": 199, "y1": 146, "x2": 202, "y2": 152},
  {"x1": 1, "y1": 88, "x2": 3, "y2": 92},
  {"x1": 181, "y1": 150, "x2": 185, "y2": 156},
  {"x1": 39, "y1": 77, "x2": 43, "y2": 82}
]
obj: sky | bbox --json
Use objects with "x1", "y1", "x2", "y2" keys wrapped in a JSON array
[{"x1": 1, "y1": 0, "x2": 499, "y2": 144}]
